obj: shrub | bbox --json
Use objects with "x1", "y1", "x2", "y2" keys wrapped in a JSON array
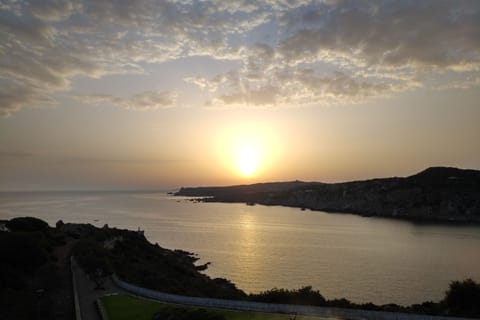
[
  {"x1": 5, "y1": 217, "x2": 49, "y2": 232},
  {"x1": 0, "y1": 232, "x2": 47, "y2": 270},
  {"x1": 444, "y1": 279, "x2": 480, "y2": 317},
  {"x1": 250, "y1": 286, "x2": 326, "y2": 306},
  {"x1": 73, "y1": 239, "x2": 112, "y2": 275}
]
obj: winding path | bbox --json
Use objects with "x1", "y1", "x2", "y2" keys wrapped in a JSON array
[{"x1": 71, "y1": 257, "x2": 126, "y2": 320}]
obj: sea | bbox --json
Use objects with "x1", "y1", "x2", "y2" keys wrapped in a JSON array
[{"x1": 1, "y1": 191, "x2": 479, "y2": 306}]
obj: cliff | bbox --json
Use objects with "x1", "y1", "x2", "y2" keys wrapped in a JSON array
[{"x1": 176, "y1": 167, "x2": 480, "y2": 222}]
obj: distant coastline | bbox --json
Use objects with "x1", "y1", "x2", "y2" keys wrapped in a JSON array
[{"x1": 175, "y1": 167, "x2": 480, "y2": 223}]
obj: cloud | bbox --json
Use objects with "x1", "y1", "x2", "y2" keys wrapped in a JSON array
[
  {"x1": 0, "y1": 0, "x2": 479, "y2": 115},
  {"x1": 203, "y1": 69, "x2": 406, "y2": 108},
  {"x1": 0, "y1": 83, "x2": 56, "y2": 117},
  {"x1": 212, "y1": 86, "x2": 279, "y2": 107},
  {"x1": 58, "y1": 155, "x2": 184, "y2": 164},
  {"x1": 79, "y1": 90, "x2": 177, "y2": 110},
  {"x1": 434, "y1": 76, "x2": 480, "y2": 91},
  {"x1": 0, "y1": 10, "x2": 54, "y2": 44},
  {"x1": 192, "y1": 1, "x2": 480, "y2": 107},
  {"x1": 29, "y1": 0, "x2": 83, "y2": 21},
  {"x1": 278, "y1": 1, "x2": 480, "y2": 71},
  {"x1": 290, "y1": 71, "x2": 393, "y2": 100},
  {"x1": 0, "y1": 0, "x2": 269, "y2": 115},
  {"x1": 0, "y1": 150, "x2": 34, "y2": 158}
]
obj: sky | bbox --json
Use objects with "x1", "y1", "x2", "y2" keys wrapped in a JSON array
[{"x1": 0, "y1": 0, "x2": 479, "y2": 190}]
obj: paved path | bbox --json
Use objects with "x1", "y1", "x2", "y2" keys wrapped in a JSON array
[{"x1": 71, "y1": 258, "x2": 126, "y2": 320}]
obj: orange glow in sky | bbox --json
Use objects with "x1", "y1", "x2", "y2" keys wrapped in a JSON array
[
  {"x1": 236, "y1": 144, "x2": 260, "y2": 176},
  {"x1": 213, "y1": 122, "x2": 281, "y2": 180},
  {"x1": 0, "y1": 1, "x2": 479, "y2": 190}
]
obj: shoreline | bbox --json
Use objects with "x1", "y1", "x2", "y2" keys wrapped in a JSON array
[{"x1": 184, "y1": 196, "x2": 480, "y2": 226}]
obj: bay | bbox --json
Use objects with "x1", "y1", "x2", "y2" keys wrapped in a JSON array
[{"x1": 1, "y1": 191, "x2": 479, "y2": 305}]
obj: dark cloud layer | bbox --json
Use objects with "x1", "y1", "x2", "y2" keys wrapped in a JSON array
[{"x1": 0, "y1": 0, "x2": 479, "y2": 115}]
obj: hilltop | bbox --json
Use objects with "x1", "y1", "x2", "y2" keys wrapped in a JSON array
[{"x1": 176, "y1": 167, "x2": 480, "y2": 223}]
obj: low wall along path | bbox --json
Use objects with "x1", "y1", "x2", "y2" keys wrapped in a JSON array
[{"x1": 111, "y1": 275, "x2": 476, "y2": 320}]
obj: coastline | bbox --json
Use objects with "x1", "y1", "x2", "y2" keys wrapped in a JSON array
[
  {"x1": 192, "y1": 197, "x2": 480, "y2": 226},
  {"x1": 175, "y1": 166, "x2": 480, "y2": 224}
]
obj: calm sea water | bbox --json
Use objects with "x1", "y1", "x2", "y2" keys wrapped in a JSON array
[{"x1": 1, "y1": 191, "x2": 479, "y2": 305}]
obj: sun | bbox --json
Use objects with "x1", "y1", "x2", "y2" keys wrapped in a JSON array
[
  {"x1": 236, "y1": 145, "x2": 260, "y2": 176},
  {"x1": 215, "y1": 122, "x2": 280, "y2": 179}
]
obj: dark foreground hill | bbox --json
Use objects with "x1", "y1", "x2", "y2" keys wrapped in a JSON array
[
  {"x1": 176, "y1": 167, "x2": 480, "y2": 223},
  {"x1": 0, "y1": 216, "x2": 244, "y2": 320},
  {"x1": 1, "y1": 217, "x2": 480, "y2": 319}
]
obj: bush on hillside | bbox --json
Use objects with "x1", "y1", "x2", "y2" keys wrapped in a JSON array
[
  {"x1": 250, "y1": 286, "x2": 326, "y2": 306},
  {"x1": 73, "y1": 239, "x2": 112, "y2": 276},
  {"x1": 444, "y1": 279, "x2": 480, "y2": 317},
  {"x1": 0, "y1": 232, "x2": 47, "y2": 270},
  {"x1": 6, "y1": 217, "x2": 49, "y2": 232}
]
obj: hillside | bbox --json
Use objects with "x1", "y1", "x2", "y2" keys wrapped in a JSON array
[
  {"x1": 176, "y1": 167, "x2": 480, "y2": 222},
  {"x1": 0, "y1": 217, "x2": 245, "y2": 320}
]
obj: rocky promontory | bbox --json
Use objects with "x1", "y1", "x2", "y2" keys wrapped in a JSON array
[{"x1": 176, "y1": 167, "x2": 480, "y2": 223}]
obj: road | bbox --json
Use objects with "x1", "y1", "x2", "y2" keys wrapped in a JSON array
[{"x1": 71, "y1": 257, "x2": 125, "y2": 320}]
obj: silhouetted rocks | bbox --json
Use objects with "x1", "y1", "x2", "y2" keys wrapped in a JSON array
[
  {"x1": 0, "y1": 216, "x2": 245, "y2": 319},
  {"x1": 0, "y1": 217, "x2": 73, "y2": 320},
  {"x1": 71, "y1": 222, "x2": 246, "y2": 300},
  {"x1": 176, "y1": 167, "x2": 480, "y2": 223}
]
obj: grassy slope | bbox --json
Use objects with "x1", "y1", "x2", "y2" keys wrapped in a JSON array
[{"x1": 100, "y1": 294, "x2": 332, "y2": 320}]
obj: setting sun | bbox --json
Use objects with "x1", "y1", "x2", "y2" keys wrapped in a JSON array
[
  {"x1": 213, "y1": 122, "x2": 281, "y2": 180},
  {"x1": 235, "y1": 145, "x2": 260, "y2": 176}
]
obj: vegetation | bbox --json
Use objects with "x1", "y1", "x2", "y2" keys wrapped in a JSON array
[
  {"x1": 73, "y1": 239, "x2": 112, "y2": 275},
  {"x1": 249, "y1": 280, "x2": 480, "y2": 318},
  {"x1": 5, "y1": 216, "x2": 50, "y2": 232},
  {"x1": 0, "y1": 232, "x2": 48, "y2": 270},
  {"x1": 0, "y1": 217, "x2": 70, "y2": 320},
  {"x1": 250, "y1": 286, "x2": 326, "y2": 306},
  {"x1": 72, "y1": 224, "x2": 245, "y2": 299},
  {"x1": 101, "y1": 294, "x2": 323, "y2": 320},
  {"x1": 100, "y1": 294, "x2": 164, "y2": 320},
  {"x1": 444, "y1": 279, "x2": 480, "y2": 317}
]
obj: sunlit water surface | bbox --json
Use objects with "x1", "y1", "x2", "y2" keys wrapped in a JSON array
[{"x1": 1, "y1": 191, "x2": 479, "y2": 305}]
